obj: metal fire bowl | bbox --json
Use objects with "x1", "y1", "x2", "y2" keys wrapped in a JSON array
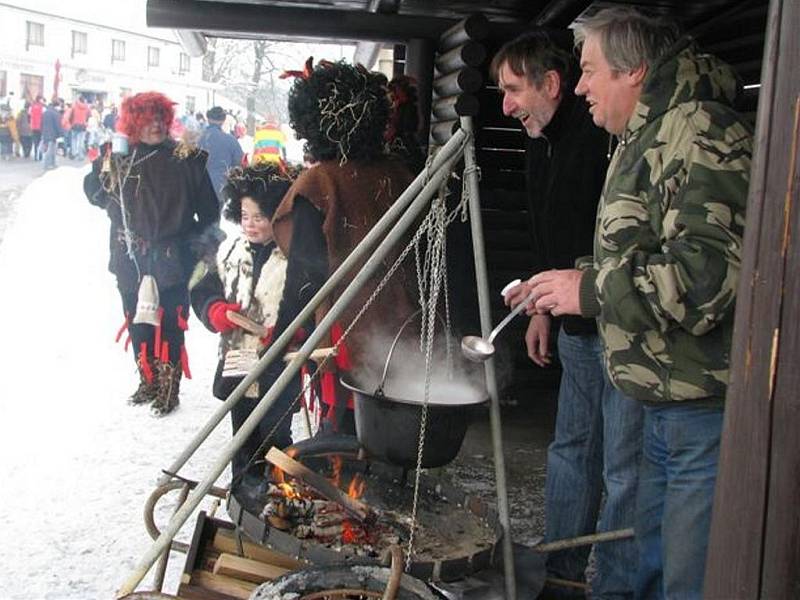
[{"x1": 227, "y1": 456, "x2": 502, "y2": 583}]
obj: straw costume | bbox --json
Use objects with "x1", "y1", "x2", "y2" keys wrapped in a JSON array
[{"x1": 272, "y1": 59, "x2": 417, "y2": 432}]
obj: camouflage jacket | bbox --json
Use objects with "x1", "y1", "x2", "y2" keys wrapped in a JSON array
[{"x1": 577, "y1": 38, "x2": 753, "y2": 403}]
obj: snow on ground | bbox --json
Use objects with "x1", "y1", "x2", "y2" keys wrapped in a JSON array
[{"x1": 0, "y1": 166, "x2": 298, "y2": 599}]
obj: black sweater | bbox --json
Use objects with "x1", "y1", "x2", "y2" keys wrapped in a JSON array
[{"x1": 525, "y1": 91, "x2": 610, "y2": 336}]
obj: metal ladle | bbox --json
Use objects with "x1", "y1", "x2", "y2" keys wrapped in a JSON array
[{"x1": 461, "y1": 291, "x2": 534, "y2": 362}]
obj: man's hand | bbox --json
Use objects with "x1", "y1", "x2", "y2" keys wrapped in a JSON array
[
  {"x1": 504, "y1": 279, "x2": 534, "y2": 309},
  {"x1": 527, "y1": 269, "x2": 583, "y2": 316},
  {"x1": 525, "y1": 314, "x2": 552, "y2": 367}
]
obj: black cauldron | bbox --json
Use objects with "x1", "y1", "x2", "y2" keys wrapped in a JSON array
[
  {"x1": 339, "y1": 311, "x2": 486, "y2": 469},
  {"x1": 342, "y1": 375, "x2": 485, "y2": 468}
]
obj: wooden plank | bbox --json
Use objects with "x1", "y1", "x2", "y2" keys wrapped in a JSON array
[
  {"x1": 282, "y1": 347, "x2": 337, "y2": 363},
  {"x1": 759, "y1": 4, "x2": 800, "y2": 596},
  {"x1": 265, "y1": 447, "x2": 369, "y2": 522},
  {"x1": 178, "y1": 582, "x2": 240, "y2": 600},
  {"x1": 213, "y1": 553, "x2": 290, "y2": 583},
  {"x1": 212, "y1": 530, "x2": 305, "y2": 570},
  {"x1": 705, "y1": 1, "x2": 797, "y2": 597},
  {"x1": 189, "y1": 571, "x2": 256, "y2": 600},
  {"x1": 226, "y1": 311, "x2": 269, "y2": 337}
]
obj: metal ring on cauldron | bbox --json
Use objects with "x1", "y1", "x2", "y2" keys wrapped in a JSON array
[{"x1": 375, "y1": 308, "x2": 448, "y2": 397}]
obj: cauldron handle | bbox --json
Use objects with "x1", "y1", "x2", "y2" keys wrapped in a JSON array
[{"x1": 376, "y1": 308, "x2": 447, "y2": 396}]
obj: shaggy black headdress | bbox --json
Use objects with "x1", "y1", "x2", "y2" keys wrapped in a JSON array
[
  {"x1": 221, "y1": 163, "x2": 297, "y2": 224},
  {"x1": 385, "y1": 75, "x2": 425, "y2": 173},
  {"x1": 287, "y1": 59, "x2": 389, "y2": 163}
]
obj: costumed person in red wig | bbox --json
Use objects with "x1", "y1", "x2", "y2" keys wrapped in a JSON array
[
  {"x1": 83, "y1": 91, "x2": 222, "y2": 417},
  {"x1": 271, "y1": 59, "x2": 419, "y2": 434},
  {"x1": 190, "y1": 162, "x2": 311, "y2": 485}
]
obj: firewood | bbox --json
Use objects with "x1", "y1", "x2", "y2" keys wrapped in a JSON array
[
  {"x1": 189, "y1": 570, "x2": 256, "y2": 600},
  {"x1": 265, "y1": 447, "x2": 370, "y2": 521},
  {"x1": 282, "y1": 347, "x2": 338, "y2": 363},
  {"x1": 213, "y1": 553, "x2": 290, "y2": 584},
  {"x1": 212, "y1": 530, "x2": 304, "y2": 570},
  {"x1": 267, "y1": 514, "x2": 291, "y2": 530},
  {"x1": 225, "y1": 311, "x2": 269, "y2": 337},
  {"x1": 295, "y1": 523, "x2": 344, "y2": 539}
]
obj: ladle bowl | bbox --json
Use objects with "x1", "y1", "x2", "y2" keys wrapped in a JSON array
[
  {"x1": 461, "y1": 290, "x2": 534, "y2": 362},
  {"x1": 461, "y1": 335, "x2": 496, "y2": 362}
]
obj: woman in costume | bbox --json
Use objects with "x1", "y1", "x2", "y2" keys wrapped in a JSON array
[
  {"x1": 272, "y1": 59, "x2": 418, "y2": 433},
  {"x1": 190, "y1": 162, "x2": 309, "y2": 483},
  {"x1": 83, "y1": 91, "x2": 221, "y2": 417}
]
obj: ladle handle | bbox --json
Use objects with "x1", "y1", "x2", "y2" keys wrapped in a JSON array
[{"x1": 487, "y1": 291, "x2": 535, "y2": 344}]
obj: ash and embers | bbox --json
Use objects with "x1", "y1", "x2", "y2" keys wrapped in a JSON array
[{"x1": 251, "y1": 464, "x2": 497, "y2": 562}]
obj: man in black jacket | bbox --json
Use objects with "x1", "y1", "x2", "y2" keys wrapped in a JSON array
[{"x1": 492, "y1": 31, "x2": 642, "y2": 598}]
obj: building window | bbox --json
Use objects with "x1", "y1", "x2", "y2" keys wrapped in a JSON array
[
  {"x1": 147, "y1": 46, "x2": 160, "y2": 68},
  {"x1": 112, "y1": 39, "x2": 126, "y2": 62},
  {"x1": 179, "y1": 53, "x2": 190, "y2": 74},
  {"x1": 0, "y1": 71, "x2": 6, "y2": 98},
  {"x1": 72, "y1": 31, "x2": 87, "y2": 57},
  {"x1": 26, "y1": 21, "x2": 44, "y2": 50},
  {"x1": 185, "y1": 96, "x2": 196, "y2": 114},
  {"x1": 20, "y1": 73, "x2": 44, "y2": 103}
]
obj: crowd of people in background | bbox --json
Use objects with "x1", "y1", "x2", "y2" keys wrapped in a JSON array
[{"x1": 0, "y1": 90, "x2": 274, "y2": 172}]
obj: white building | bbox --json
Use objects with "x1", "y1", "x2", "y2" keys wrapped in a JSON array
[{"x1": 0, "y1": 0, "x2": 218, "y2": 115}]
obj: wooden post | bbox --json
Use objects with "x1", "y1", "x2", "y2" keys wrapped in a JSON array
[{"x1": 705, "y1": 1, "x2": 800, "y2": 597}]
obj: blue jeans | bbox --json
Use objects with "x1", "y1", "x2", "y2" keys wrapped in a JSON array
[
  {"x1": 71, "y1": 127, "x2": 86, "y2": 159},
  {"x1": 545, "y1": 328, "x2": 643, "y2": 599},
  {"x1": 635, "y1": 403, "x2": 723, "y2": 600},
  {"x1": 43, "y1": 139, "x2": 57, "y2": 170}
]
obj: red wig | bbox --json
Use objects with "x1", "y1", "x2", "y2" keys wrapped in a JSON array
[{"x1": 117, "y1": 92, "x2": 176, "y2": 144}]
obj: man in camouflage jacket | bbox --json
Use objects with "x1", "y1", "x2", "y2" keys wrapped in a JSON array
[{"x1": 507, "y1": 8, "x2": 753, "y2": 599}]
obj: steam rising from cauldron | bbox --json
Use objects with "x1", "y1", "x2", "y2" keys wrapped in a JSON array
[{"x1": 351, "y1": 333, "x2": 487, "y2": 406}]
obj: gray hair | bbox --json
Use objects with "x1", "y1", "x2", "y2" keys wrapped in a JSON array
[{"x1": 573, "y1": 7, "x2": 680, "y2": 72}]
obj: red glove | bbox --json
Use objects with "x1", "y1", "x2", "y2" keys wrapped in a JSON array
[{"x1": 207, "y1": 301, "x2": 241, "y2": 333}]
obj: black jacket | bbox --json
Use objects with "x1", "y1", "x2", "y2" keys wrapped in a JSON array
[
  {"x1": 83, "y1": 139, "x2": 220, "y2": 292},
  {"x1": 525, "y1": 91, "x2": 610, "y2": 335}
]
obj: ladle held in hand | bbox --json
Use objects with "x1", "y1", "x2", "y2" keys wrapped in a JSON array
[{"x1": 461, "y1": 291, "x2": 534, "y2": 362}]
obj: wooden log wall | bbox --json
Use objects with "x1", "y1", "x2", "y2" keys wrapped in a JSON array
[{"x1": 705, "y1": 0, "x2": 800, "y2": 597}]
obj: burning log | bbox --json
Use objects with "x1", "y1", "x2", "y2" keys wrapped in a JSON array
[{"x1": 265, "y1": 447, "x2": 370, "y2": 522}]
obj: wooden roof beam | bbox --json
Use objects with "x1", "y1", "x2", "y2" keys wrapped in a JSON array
[{"x1": 147, "y1": 0, "x2": 456, "y2": 43}]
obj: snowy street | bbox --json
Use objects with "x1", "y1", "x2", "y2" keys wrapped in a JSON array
[
  {"x1": 0, "y1": 162, "x2": 551, "y2": 599},
  {"x1": 0, "y1": 164, "x2": 237, "y2": 598}
]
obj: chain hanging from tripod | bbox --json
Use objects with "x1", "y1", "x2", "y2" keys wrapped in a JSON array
[{"x1": 405, "y1": 162, "x2": 474, "y2": 571}]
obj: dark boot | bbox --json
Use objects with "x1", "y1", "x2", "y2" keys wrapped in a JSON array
[
  {"x1": 129, "y1": 354, "x2": 158, "y2": 405},
  {"x1": 151, "y1": 362, "x2": 181, "y2": 417}
]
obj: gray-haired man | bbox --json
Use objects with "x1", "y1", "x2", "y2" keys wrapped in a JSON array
[{"x1": 508, "y1": 8, "x2": 753, "y2": 598}]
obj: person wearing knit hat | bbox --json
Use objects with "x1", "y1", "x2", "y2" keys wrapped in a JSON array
[{"x1": 83, "y1": 91, "x2": 222, "y2": 417}]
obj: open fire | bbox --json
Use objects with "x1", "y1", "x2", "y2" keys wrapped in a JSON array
[
  {"x1": 259, "y1": 449, "x2": 407, "y2": 557},
  {"x1": 228, "y1": 444, "x2": 500, "y2": 582}
]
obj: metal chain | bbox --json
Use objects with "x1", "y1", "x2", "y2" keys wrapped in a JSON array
[{"x1": 405, "y1": 171, "x2": 471, "y2": 569}]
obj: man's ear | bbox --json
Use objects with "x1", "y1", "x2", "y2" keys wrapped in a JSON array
[
  {"x1": 544, "y1": 70, "x2": 561, "y2": 99},
  {"x1": 627, "y1": 64, "x2": 647, "y2": 87}
]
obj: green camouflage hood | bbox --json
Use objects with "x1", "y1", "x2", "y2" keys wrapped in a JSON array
[
  {"x1": 626, "y1": 38, "x2": 742, "y2": 137},
  {"x1": 578, "y1": 39, "x2": 753, "y2": 404}
]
